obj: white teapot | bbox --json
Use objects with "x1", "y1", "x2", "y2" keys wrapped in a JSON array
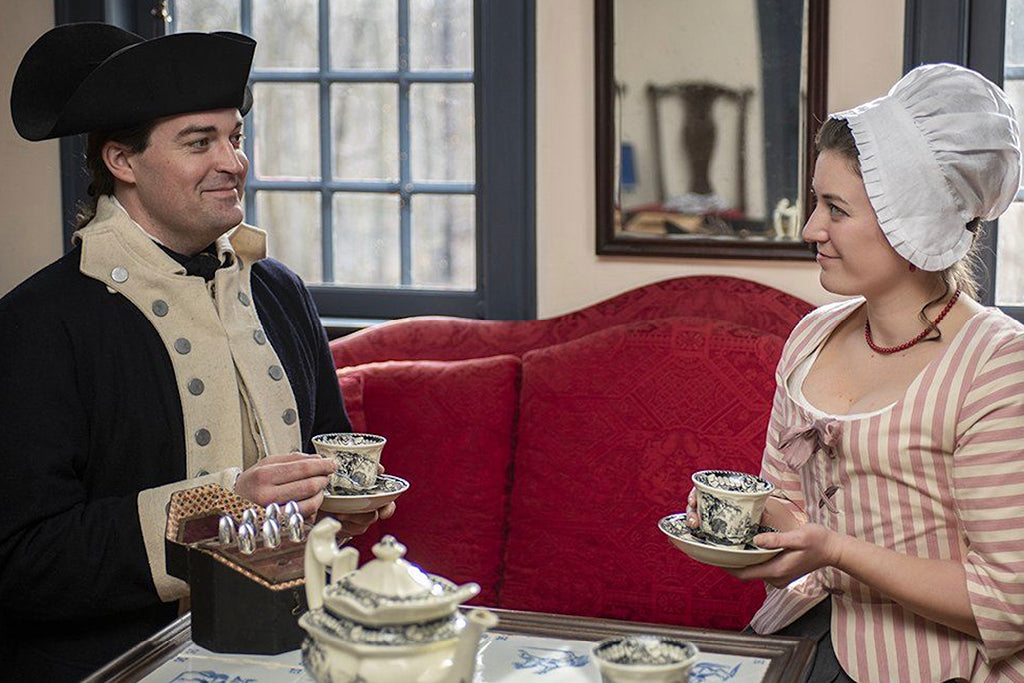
[{"x1": 300, "y1": 518, "x2": 498, "y2": 683}]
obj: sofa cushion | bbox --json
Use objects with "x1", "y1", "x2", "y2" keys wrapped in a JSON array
[
  {"x1": 499, "y1": 317, "x2": 782, "y2": 629},
  {"x1": 336, "y1": 355, "x2": 520, "y2": 606}
]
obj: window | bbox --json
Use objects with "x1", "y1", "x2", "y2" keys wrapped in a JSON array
[
  {"x1": 999, "y1": 0, "x2": 1024, "y2": 312},
  {"x1": 58, "y1": 0, "x2": 535, "y2": 323},
  {"x1": 904, "y1": 0, "x2": 1023, "y2": 320}
]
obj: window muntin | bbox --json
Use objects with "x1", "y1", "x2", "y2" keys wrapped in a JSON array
[{"x1": 170, "y1": 0, "x2": 476, "y2": 292}]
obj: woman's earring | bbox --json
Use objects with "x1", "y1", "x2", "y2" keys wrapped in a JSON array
[{"x1": 908, "y1": 263, "x2": 917, "y2": 272}]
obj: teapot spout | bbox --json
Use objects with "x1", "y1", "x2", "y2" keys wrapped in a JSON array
[{"x1": 448, "y1": 608, "x2": 498, "y2": 683}]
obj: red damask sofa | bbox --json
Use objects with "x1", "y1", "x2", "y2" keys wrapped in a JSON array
[{"x1": 329, "y1": 276, "x2": 813, "y2": 631}]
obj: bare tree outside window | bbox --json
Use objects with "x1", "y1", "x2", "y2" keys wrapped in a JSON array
[
  {"x1": 331, "y1": 0, "x2": 396, "y2": 69},
  {"x1": 173, "y1": 0, "x2": 239, "y2": 32}
]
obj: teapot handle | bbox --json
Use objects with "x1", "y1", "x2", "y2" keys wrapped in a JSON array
[
  {"x1": 331, "y1": 546, "x2": 358, "y2": 580},
  {"x1": 304, "y1": 518, "x2": 359, "y2": 610}
]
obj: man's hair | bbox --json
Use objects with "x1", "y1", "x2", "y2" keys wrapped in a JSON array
[{"x1": 75, "y1": 120, "x2": 158, "y2": 229}]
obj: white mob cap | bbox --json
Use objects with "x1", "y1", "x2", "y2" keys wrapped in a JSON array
[{"x1": 830, "y1": 63, "x2": 1022, "y2": 271}]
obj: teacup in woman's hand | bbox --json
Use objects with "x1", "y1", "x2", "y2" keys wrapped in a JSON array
[
  {"x1": 691, "y1": 470, "x2": 774, "y2": 547},
  {"x1": 312, "y1": 433, "x2": 387, "y2": 492}
]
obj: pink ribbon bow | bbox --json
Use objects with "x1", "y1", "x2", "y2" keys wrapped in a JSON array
[{"x1": 778, "y1": 417, "x2": 843, "y2": 470}]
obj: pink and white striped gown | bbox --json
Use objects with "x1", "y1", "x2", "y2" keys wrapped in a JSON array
[{"x1": 749, "y1": 298, "x2": 1024, "y2": 682}]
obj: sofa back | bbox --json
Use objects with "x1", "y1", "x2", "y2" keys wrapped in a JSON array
[
  {"x1": 331, "y1": 276, "x2": 813, "y2": 630},
  {"x1": 330, "y1": 275, "x2": 812, "y2": 368}
]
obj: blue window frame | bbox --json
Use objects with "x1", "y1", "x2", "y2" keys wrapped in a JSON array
[
  {"x1": 904, "y1": 0, "x2": 1023, "y2": 321},
  {"x1": 56, "y1": 0, "x2": 535, "y2": 324}
]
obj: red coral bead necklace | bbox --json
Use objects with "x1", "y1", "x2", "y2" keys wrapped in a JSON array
[{"x1": 864, "y1": 287, "x2": 962, "y2": 354}]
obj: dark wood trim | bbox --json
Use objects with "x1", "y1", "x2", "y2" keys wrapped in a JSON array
[
  {"x1": 596, "y1": 234, "x2": 817, "y2": 260},
  {"x1": 903, "y1": 0, "x2": 970, "y2": 69},
  {"x1": 595, "y1": 0, "x2": 824, "y2": 261},
  {"x1": 475, "y1": 0, "x2": 537, "y2": 319},
  {"x1": 594, "y1": 0, "x2": 616, "y2": 256},
  {"x1": 81, "y1": 613, "x2": 192, "y2": 683},
  {"x1": 309, "y1": 285, "x2": 481, "y2": 319},
  {"x1": 490, "y1": 608, "x2": 816, "y2": 683},
  {"x1": 967, "y1": 0, "x2": 1008, "y2": 308},
  {"x1": 54, "y1": 0, "x2": 104, "y2": 247},
  {"x1": 85, "y1": 609, "x2": 815, "y2": 682},
  {"x1": 804, "y1": 0, "x2": 829, "y2": 223}
]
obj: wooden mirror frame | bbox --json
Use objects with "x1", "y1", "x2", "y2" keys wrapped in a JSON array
[{"x1": 595, "y1": 0, "x2": 828, "y2": 259}]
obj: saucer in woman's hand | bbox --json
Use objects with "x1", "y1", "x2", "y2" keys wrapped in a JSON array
[
  {"x1": 320, "y1": 474, "x2": 409, "y2": 514},
  {"x1": 657, "y1": 513, "x2": 783, "y2": 568}
]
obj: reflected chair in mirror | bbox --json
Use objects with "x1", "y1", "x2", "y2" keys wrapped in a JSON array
[{"x1": 623, "y1": 81, "x2": 754, "y2": 237}]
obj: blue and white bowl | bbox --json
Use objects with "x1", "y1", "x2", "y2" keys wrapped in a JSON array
[{"x1": 592, "y1": 635, "x2": 698, "y2": 683}]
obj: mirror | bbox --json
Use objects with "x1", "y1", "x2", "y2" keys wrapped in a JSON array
[{"x1": 595, "y1": 0, "x2": 827, "y2": 259}]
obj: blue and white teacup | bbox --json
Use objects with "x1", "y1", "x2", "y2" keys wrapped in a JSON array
[
  {"x1": 592, "y1": 635, "x2": 699, "y2": 683},
  {"x1": 312, "y1": 433, "x2": 386, "y2": 492},
  {"x1": 691, "y1": 469, "x2": 774, "y2": 547}
]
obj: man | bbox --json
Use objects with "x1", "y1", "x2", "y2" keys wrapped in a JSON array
[{"x1": 0, "y1": 23, "x2": 391, "y2": 680}]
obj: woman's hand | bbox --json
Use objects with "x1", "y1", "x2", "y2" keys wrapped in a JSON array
[
  {"x1": 734, "y1": 524, "x2": 980, "y2": 638},
  {"x1": 687, "y1": 488, "x2": 838, "y2": 587},
  {"x1": 729, "y1": 523, "x2": 846, "y2": 587},
  {"x1": 760, "y1": 496, "x2": 804, "y2": 532},
  {"x1": 685, "y1": 487, "x2": 699, "y2": 529}
]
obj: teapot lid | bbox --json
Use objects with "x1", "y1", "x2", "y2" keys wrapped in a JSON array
[
  {"x1": 323, "y1": 535, "x2": 480, "y2": 626},
  {"x1": 348, "y1": 535, "x2": 435, "y2": 596}
]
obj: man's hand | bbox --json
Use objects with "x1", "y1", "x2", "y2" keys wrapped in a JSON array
[
  {"x1": 324, "y1": 502, "x2": 397, "y2": 537},
  {"x1": 321, "y1": 461, "x2": 397, "y2": 536},
  {"x1": 234, "y1": 452, "x2": 335, "y2": 519}
]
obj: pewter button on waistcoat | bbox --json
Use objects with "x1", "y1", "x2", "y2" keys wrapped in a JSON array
[
  {"x1": 152, "y1": 299, "x2": 169, "y2": 317},
  {"x1": 253, "y1": 329, "x2": 267, "y2": 345},
  {"x1": 188, "y1": 378, "x2": 205, "y2": 396},
  {"x1": 268, "y1": 365, "x2": 284, "y2": 381},
  {"x1": 111, "y1": 267, "x2": 129, "y2": 283},
  {"x1": 195, "y1": 469, "x2": 210, "y2": 477},
  {"x1": 238, "y1": 291, "x2": 251, "y2": 306},
  {"x1": 195, "y1": 428, "x2": 211, "y2": 446},
  {"x1": 282, "y1": 408, "x2": 297, "y2": 425},
  {"x1": 174, "y1": 338, "x2": 192, "y2": 354}
]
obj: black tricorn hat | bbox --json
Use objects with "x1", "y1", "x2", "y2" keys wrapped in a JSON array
[{"x1": 11, "y1": 22, "x2": 255, "y2": 141}]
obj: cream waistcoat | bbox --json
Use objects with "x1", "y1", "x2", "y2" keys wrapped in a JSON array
[{"x1": 75, "y1": 195, "x2": 301, "y2": 600}]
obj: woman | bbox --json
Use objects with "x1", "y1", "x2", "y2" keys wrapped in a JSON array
[{"x1": 690, "y1": 63, "x2": 1024, "y2": 681}]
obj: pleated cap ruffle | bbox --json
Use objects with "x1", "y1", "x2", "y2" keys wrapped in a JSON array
[{"x1": 830, "y1": 63, "x2": 1021, "y2": 271}]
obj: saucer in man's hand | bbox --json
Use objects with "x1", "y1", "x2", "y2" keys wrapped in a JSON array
[
  {"x1": 320, "y1": 474, "x2": 409, "y2": 515},
  {"x1": 657, "y1": 513, "x2": 783, "y2": 568}
]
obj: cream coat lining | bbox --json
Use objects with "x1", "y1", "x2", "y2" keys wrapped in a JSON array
[{"x1": 75, "y1": 195, "x2": 301, "y2": 601}]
